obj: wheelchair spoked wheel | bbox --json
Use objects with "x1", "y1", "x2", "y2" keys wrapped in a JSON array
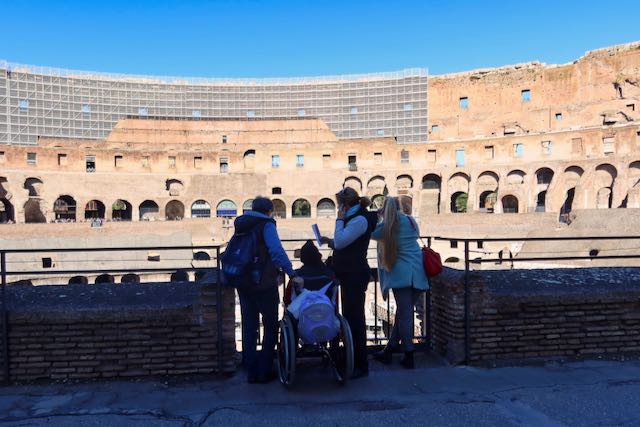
[
  {"x1": 277, "y1": 313, "x2": 297, "y2": 387},
  {"x1": 330, "y1": 314, "x2": 354, "y2": 385}
]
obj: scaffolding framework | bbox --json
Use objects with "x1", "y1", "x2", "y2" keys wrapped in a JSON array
[{"x1": 0, "y1": 61, "x2": 428, "y2": 145}]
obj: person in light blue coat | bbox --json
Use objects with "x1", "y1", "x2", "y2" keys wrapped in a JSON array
[{"x1": 371, "y1": 196, "x2": 429, "y2": 369}]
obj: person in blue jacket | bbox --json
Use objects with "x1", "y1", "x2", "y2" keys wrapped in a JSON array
[
  {"x1": 233, "y1": 196, "x2": 303, "y2": 383},
  {"x1": 371, "y1": 196, "x2": 429, "y2": 369}
]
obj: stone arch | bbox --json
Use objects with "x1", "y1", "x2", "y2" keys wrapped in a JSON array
[
  {"x1": 139, "y1": 200, "x2": 160, "y2": 221},
  {"x1": 84, "y1": 200, "x2": 105, "y2": 220},
  {"x1": 445, "y1": 257, "x2": 460, "y2": 263},
  {"x1": 0, "y1": 198, "x2": 14, "y2": 223},
  {"x1": 191, "y1": 200, "x2": 211, "y2": 218},
  {"x1": 477, "y1": 171, "x2": 499, "y2": 186},
  {"x1": 451, "y1": 192, "x2": 468, "y2": 213},
  {"x1": 292, "y1": 198, "x2": 311, "y2": 218},
  {"x1": 395, "y1": 174, "x2": 413, "y2": 191},
  {"x1": 317, "y1": 198, "x2": 336, "y2": 218},
  {"x1": 216, "y1": 200, "x2": 237, "y2": 217},
  {"x1": 95, "y1": 274, "x2": 114, "y2": 285},
  {"x1": 535, "y1": 167, "x2": 554, "y2": 185},
  {"x1": 24, "y1": 177, "x2": 43, "y2": 197},
  {"x1": 371, "y1": 194, "x2": 385, "y2": 210},
  {"x1": 24, "y1": 199, "x2": 46, "y2": 223},
  {"x1": 165, "y1": 200, "x2": 185, "y2": 220},
  {"x1": 165, "y1": 179, "x2": 184, "y2": 196},
  {"x1": 421, "y1": 174, "x2": 441, "y2": 190},
  {"x1": 367, "y1": 175, "x2": 387, "y2": 194},
  {"x1": 561, "y1": 188, "x2": 576, "y2": 219},
  {"x1": 193, "y1": 251, "x2": 211, "y2": 261},
  {"x1": 121, "y1": 274, "x2": 140, "y2": 284},
  {"x1": 171, "y1": 269, "x2": 190, "y2": 282},
  {"x1": 506, "y1": 170, "x2": 526, "y2": 185},
  {"x1": 536, "y1": 191, "x2": 547, "y2": 212},
  {"x1": 68, "y1": 276, "x2": 88, "y2": 285},
  {"x1": 344, "y1": 176, "x2": 363, "y2": 192},
  {"x1": 502, "y1": 195, "x2": 519, "y2": 213},
  {"x1": 54, "y1": 195, "x2": 77, "y2": 221},
  {"x1": 595, "y1": 163, "x2": 617, "y2": 187},
  {"x1": 272, "y1": 199, "x2": 286, "y2": 219},
  {"x1": 563, "y1": 166, "x2": 584, "y2": 188},
  {"x1": 243, "y1": 149, "x2": 256, "y2": 169},
  {"x1": 242, "y1": 199, "x2": 254, "y2": 214},
  {"x1": 112, "y1": 199, "x2": 132, "y2": 221},
  {"x1": 479, "y1": 191, "x2": 497, "y2": 212}
]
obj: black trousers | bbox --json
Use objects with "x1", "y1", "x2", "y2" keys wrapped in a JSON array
[
  {"x1": 237, "y1": 286, "x2": 279, "y2": 379},
  {"x1": 337, "y1": 269, "x2": 370, "y2": 372}
]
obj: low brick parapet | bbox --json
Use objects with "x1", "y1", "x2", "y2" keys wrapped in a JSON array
[
  {"x1": 0, "y1": 279, "x2": 236, "y2": 383},
  {"x1": 430, "y1": 267, "x2": 640, "y2": 365}
]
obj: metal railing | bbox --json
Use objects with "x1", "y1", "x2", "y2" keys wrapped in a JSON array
[{"x1": 434, "y1": 235, "x2": 640, "y2": 364}]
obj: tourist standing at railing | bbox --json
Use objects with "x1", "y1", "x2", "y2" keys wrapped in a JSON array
[
  {"x1": 321, "y1": 187, "x2": 377, "y2": 379},
  {"x1": 232, "y1": 197, "x2": 303, "y2": 384},
  {"x1": 371, "y1": 197, "x2": 428, "y2": 369}
]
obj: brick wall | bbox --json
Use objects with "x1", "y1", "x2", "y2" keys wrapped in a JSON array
[
  {"x1": 430, "y1": 267, "x2": 640, "y2": 365},
  {"x1": 0, "y1": 281, "x2": 236, "y2": 383}
]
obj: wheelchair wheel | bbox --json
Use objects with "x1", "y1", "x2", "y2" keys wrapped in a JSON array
[
  {"x1": 330, "y1": 314, "x2": 354, "y2": 385},
  {"x1": 277, "y1": 313, "x2": 296, "y2": 387}
]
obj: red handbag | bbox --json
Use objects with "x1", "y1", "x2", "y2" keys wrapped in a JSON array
[{"x1": 408, "y1": 217, "x2": 443, "y2": 277}]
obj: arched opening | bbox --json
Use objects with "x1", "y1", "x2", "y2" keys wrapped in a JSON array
[
  {"x1": 272, "y1": 199, "x2": 286, "y2": 219},
  {"x1": 243, "y1": 149, "x2": 256, "y2": 169},
  {"x1": 502, "y1": 195, "x2": 519, "y2": 213},
  {"x1": 171, "y1": 269, "x2": 190, "y2": 282},
  {"x1": 84, "y1": 200, "x2": 105, "y2": 220},
  {"x1": 68, "y1": 276, "x2": 88, "y2": 285},
  {"x1": 421, "y1": 174, "x2": 441, "y2": 190},
  {"x1": 95, "y1": 274, "x2": 114, "y2": 285},
  {"x1": 24, "y1": 199, "x2": 46, "y2": 223},
  {"x1": 139, "y1": 200, "x2": 160, "y2": 221},
  {"x1": 560, "y1": 188, "x2": 576, "y2": 223},
  {"x1": 506, "y1": 170, "x2": 526, "y2": 185},
  {"x1": 292, "y1": 199, "x2": 311, "y2": 218},
  {"x1": 445, "y1": 257, "x2": 460, "y2": 263},
  {"x1": 242, "y1": 199, "x2": 254, "y2": 214},
  {"x1": 597, "y1": 187, "x2": 613, "y2": 209},
  {"x1": 451, "y1": 192, "x2": 468, "y2": 213},
  {"x1": 54, "y1": 195, "x2": 77, "y2": 221},
  {"x1": 112, "y1": 199, "x2": 132, "y2": 221},
  {"x1": 479, "y1": 191, "x2": 497, "y2": 213},
  {"x1": 371, "y1": 194, "x2": 385, "y2": 211},
  {"x1": 121, "y1": 274, "x2": 140, "y2": 284},
  {"x1": 0, "y1": 198, "x2": 14, "y2": 223},
  {"x1": 165, "y1": 179, "x2": 184, "y2": 196},
  {"x1": 396, "y1": 174, "x2": 413, "y2": 191},
  {"x1": 216, "y1": 200, "x2": 237, "y2": 218},
  {"x1": 24, "y1": 178, "x2": 43, "y2": 197},
  {"x1": 165, "y1": 200, "x2": 185, "y2": 220},
  {"x1": 367, "y1": 176, "x2": 387, "y2": 194},
  {"x1": 191, "y1": 200, "x2": 211, "y2": 218},
  {"x1": 536, "y1": 191, "x2": 547, "y2": 212},
  {"x1": 317, "y1": 198, "x2": 336, "y2": 218},
  {"x1": 536, "y1": 168, "x2": 554, "y2": 185},
  {"x1": 344, "y1": 176, "x2": 363, "y2": 192}
]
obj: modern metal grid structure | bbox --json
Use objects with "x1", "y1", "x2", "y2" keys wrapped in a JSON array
[{"x1": 0, "y1": 60, "x2": 428, "y2": 145}]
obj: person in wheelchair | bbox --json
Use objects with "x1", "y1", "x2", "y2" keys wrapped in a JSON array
[{"x1": 284, "y1": 240, "x2": 337, "y2": 306}]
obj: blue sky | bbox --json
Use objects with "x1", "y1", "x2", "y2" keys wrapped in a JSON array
[{"x1": 2, "y1": 0, "x2": 639, "y2": 77}]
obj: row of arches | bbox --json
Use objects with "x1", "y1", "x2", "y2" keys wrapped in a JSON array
[{"x1": 2, "y1": 197, "x2": 342, "y2": 223}]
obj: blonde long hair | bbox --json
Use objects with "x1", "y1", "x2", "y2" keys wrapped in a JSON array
[{"x1": 379, "y1": 197, "x2": 400, "y2": 271}]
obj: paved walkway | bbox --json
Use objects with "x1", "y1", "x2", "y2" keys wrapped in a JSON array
[{"x1": 1, "y1": 356, "x2": 640, "y2": 426}]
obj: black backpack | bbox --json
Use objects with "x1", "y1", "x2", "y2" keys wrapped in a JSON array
[{"x1": 221, "y1": 223, "x2": 266, "y2": 288}]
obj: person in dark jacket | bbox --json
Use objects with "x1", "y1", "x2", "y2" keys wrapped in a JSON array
[
  {"x1": 321, "y1": 187, "x2": 377, "y2": 379},
  {"x1": 233, "y1": 196, "x2": 303, "y2": 383}
]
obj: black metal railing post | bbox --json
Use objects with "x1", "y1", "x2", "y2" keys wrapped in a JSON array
[
  {"x1": 463, "y1": 240, "x2": 470, "y2": 365},
  {"x1": 1, "y1": 251, "x2": 9, "y2": 384},
  {"x1": 215, "y1": 246, "x2": 224, "y2": 373}
]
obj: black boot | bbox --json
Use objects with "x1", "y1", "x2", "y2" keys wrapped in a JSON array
[
  {"x1": 400, "y1": 351, "x2": 414, "y2": 369},
  {"x1": 373, "y1": 345, "x2": 395, "y2": 365}
]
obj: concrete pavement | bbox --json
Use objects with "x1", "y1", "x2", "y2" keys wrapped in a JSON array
[{"x1": 1, "y1": 355, "x2": 640, "y2": 426}]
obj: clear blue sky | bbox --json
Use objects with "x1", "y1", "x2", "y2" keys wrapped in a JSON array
[{"x1": 2, "y1": 0, "x2": 639, "y2": 77}]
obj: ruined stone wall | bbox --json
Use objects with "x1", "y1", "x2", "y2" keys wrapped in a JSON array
[{"x1": 0, "y1": 282, "x2": 236, "y2": 383}]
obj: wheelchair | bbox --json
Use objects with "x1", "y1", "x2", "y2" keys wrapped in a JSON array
[{"x1": 277, "y1": 282, "x2": 354, "y2": 387}]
